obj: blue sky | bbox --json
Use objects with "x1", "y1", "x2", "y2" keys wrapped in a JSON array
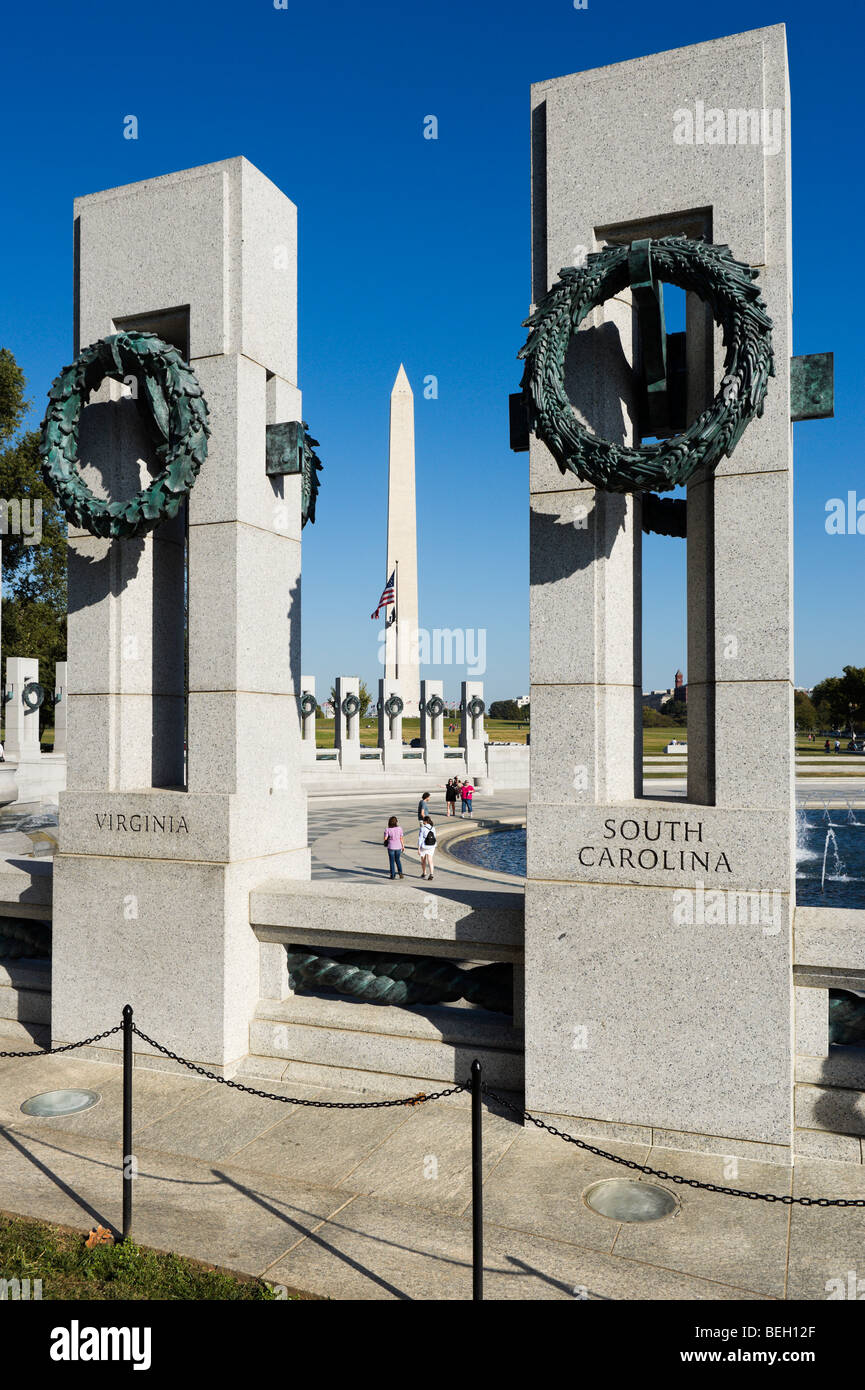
[{"x1": 2, "y1": 0, "x2": 862, "y2": 700}]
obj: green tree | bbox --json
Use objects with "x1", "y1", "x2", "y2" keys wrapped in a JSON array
[
  {"x1": 329, "y1": 680, "x2": 373, "y2": 717},
  {"x1": 489, "y1": 699, "x2": 521, "y2": 721},
  {"x1": 794, "y1": 689, "x2": 817, "y2": 730},
  {"x1": 812, "y1": 668, "x2": 865, "y2": 731},
  {"x1": 642, "y1": 705, "x2": 676, "y2": 727},
  {"x1": 0, "y1": 350, "x2": 67, "y2": 698}
]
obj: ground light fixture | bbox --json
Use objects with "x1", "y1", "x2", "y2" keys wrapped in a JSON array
[
  {"x1": 20, "y1": 1089, "x2": 101, "y2": 1117},
  {"x1": 582, "y1": 1177, "x2": 679, "y2": 1223}
]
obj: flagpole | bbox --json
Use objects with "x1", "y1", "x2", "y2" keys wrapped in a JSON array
[{"x1": 393, "y1": 559, "x2": 399, "y2": 679}]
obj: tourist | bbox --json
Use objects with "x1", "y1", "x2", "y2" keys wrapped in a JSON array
[
  {"x1": 445, "y1": 778, "x2": 458, "y2": 816},
  {"x1": 417, "y1": 791, "x2": 431, "y2": 821},
  {"x1": 835, "y1": 739, "x2": 841, "y2": 754},
  {"x1": 824, "y1": 739, "x2": 831, "y2": 753},
  {"x1": 418, "y1": 815, "x2": 437, "y2": 880},
  {"x1": 460, "y1": 781, "x2": 474, "y2": 816},
  {"x1": 383, "y1": 816, "x2": 405, "y2": 880}
]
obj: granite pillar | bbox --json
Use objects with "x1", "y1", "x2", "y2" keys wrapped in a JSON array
[
  {"x1": 524, "y1": 27, "x2": 795, "y2": 1152},
  {"x1": 4, "y1": 658, "x2": 41, "y2": 764},
  {"x1": 334, "y1": 675, "x2": 361, "y2": 770},
  {"x1": 52, "y1": 661, "x2": 68, "y2": 757},
  {"x1": 421, "y1": 678, "x2": 445, "y2": 773},
  {"x1": 300, "y1": 674, "x2": 317, "y2": 766},
  {"x1": 459, "y1": 680, "x2": 486, "y2": 780},
  {"x1": 51, "y1": 158, "x2": 310, "y2": 1073}
]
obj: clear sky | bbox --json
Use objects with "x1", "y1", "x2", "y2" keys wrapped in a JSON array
[{"x1": 2, "y1": 0, "x2": 862, "y2": 700}]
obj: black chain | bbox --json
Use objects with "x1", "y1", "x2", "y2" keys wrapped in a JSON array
[
  {"x1": 0, "y1": 1023, "x2": 123, "y2": 1060},
  {"x1": 131, "y1": 1023, "x2": 466, "y2": 1109},
  {"x1": 3, "y1": 1018, "x2": 861, "y2": 1207},
  {"x1": 481, "y1": 1084, "x2": 865, "y2": 1208}
]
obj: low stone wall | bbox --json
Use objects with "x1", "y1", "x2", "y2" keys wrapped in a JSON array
[
  {"x1": 0, "y1": 860, "x2": 53, "y2": 1045},
  {"x1": 249, "y1": 877, "x2": 525, "y2": 1090},
  {"x1": 301, "y1": 742, "x2": 529, "y2": 791},
  {"x1": 793, "y1": 904, "x2": 865, "y2": 1161}
]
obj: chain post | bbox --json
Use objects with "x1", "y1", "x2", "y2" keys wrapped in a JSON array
[
  {"x1": 121, "y1": 1004, "x2": 133, "y2": 1241},
  {"x1": 471, "y1": 1058, "x2": 483, "y2": 1301}
]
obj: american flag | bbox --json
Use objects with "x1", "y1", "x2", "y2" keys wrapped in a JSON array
[{"x1": 371, "y1": 570, "x2": 396, "y2": 621}]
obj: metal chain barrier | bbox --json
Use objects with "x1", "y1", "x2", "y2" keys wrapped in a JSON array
[
  {"x1": 0, "y1": 1023, "x2": 123, "y2": 1059},
  {"x1": 481, "y1": 1083, "x2": 865, "y2": 1208},
  {"x1": 131, "y1": 1022, "x2": 466, "y2": 1109},
  {"x1": 2, "y1": 1006, "x2": 863, "y2": 1304}
]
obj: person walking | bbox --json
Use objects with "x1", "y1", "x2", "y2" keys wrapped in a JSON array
[
  {"x1": 445, "y1": 778, "x2": 458, "y2": 816},
  {"x1": 417, "y1": 791, "x2": 431, "y2": 822},
  {"x1": 383, "y1": 816, "x2": 405, "y2": 879},
  {"x1": 460, "y1": 781, "x2": 474, "y2": 817},
  {"x1": 418, "y1": 816, "x2": 437, "y2": 880}
]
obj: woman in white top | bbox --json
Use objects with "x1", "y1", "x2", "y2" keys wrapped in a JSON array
[{"x1": 418, "y1": 816, "x2": 436, "y2": 881}]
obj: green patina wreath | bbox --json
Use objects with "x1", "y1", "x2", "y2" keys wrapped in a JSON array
[
  {"x1": 383, "y1": 694, "x2": 404, "y2": 719},
  {"x1": 424, "y1": 695, "x2": 445, "y2": 720},
  {"x1": 299, "y1": 692, "x2": 318, "y2": 719},
  {"x1": 467, "y1": 696, "x2": 485, "y2": 720},
  {"x1": 22, "y1": 681, "x2": 44, "y2": 712},
  {"x1": 40, "y1": 332, "x2": 210, "y2": 538},
  {"x1": 518, "y1": 236, "x2": 774, "y2": 493},
  {"x1": 341, "y1": 693, "x2": 361, "y2": 718}
]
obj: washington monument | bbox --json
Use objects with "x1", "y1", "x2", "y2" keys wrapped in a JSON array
[{"x1": 384, "y1": 365, "x2": 420, "y2": 714}]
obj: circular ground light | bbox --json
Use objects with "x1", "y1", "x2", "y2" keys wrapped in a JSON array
[
  {"x1": 583, "y1": 1177, "x2": 679, "y2": 1223},
  {"x1": 21, "y1": 1089, "x2": 101, "y2": 1117}
]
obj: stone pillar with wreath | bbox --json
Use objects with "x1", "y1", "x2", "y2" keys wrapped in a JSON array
[
  {"x1": 3, "y1": 657, "x2": 44, "y2": 765},
  {"x1": 334, "y1": 675, "x2": 361, "y2": 769},
  {"x1": 521, "y1": 29, "x2": 796, "y2": 1151},
  {"x1": 44, "y1": 159, "x2": 318, "y2": 1070},
  {"x1": 420, "y1": 678, "x2": 446, "y2": 772},
  {"x1": 377, "y1": 679, "x2": 404, "y2": 770},
  {"x1": 299, "y1": 676, "x2": 317, "y2": 765},
  {"x1": 459, "y1": 679, "x2": 486, "y2": 779}
]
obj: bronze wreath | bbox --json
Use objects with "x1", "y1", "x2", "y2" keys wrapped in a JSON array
[
  {"x1": 383, "y1": 694, "x2": 404, "y2": 719},
  {"x1": 40, "y1": 332, "x2": 210, "y2": 538},
  {"x1": 22, "y1": 681, "x2": 45, "y2": 712},
  {"x1": 518, "y1": 236, "x2": 774, "y2": 493}
]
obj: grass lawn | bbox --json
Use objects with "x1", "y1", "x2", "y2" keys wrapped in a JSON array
[
  {"x1": 642, "y1": 727, "x2": 688, "y2": 755},
  {"x1": 0, "y1": 1211, "x2": 309, "y2": 1301},
  {"x1": 314, "y1": 716, "x2": 530, "y2": 748},
  {"x1": 0, "y1": 727, "x2": 54, "y2": 749}
]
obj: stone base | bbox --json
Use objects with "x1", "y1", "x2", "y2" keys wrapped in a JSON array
[
  {"x1": 524, "y1": 878, "x2": 794, "y2": 1146},
  {"x1": 51, "y1": 846, "x2": 308, "y2": 1070},
  {"x1": 251, "y1": 992, "x2": 524, "y2": 1090}
]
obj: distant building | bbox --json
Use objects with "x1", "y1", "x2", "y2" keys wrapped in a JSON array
[
  {"x1": 643, "y1": 669, "x2": 687, "y2": 711},
  {"x1": 515, "y1": 695, "x2": 530, "y2": 709}
]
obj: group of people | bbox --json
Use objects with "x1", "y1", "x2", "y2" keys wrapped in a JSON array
[
  {"x1": 381, "y1": 781, "x2": 475, "y2": 881},
  {"x1": 822, "y1": 738, "x2": 862, "y2": 753},
  {"x1": 444, "y1": 777, "x2": 473, "y2": 817}
]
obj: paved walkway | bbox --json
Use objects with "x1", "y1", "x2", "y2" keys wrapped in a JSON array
[
  {"x1": 1, "y1": 785, "x2": 863, "y2": 1298},
  {"x1": 307, "y1": 788, "x2": 527, "y2": 894},
  {"x1": 0, "y1": 1042, "x2": 862, "y2": 1300}
]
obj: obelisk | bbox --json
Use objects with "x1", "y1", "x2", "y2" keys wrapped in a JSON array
[{"x1": 384, "y1": 365, "x2": 420, "y2": 715}]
